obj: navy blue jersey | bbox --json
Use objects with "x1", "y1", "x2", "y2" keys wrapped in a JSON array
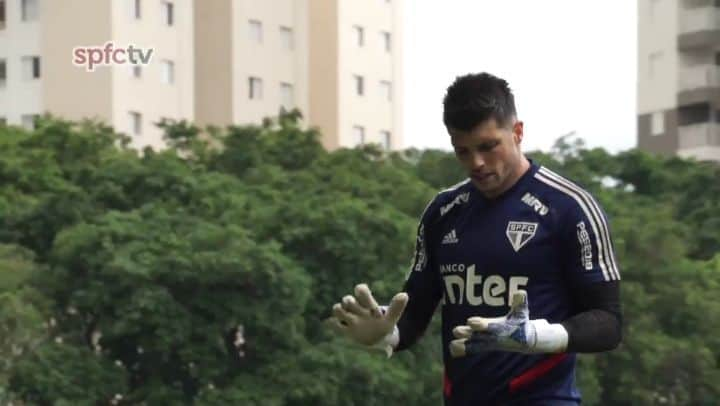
[{"x1": 399, "y1": 161, "x2": 621, "y2": 406}]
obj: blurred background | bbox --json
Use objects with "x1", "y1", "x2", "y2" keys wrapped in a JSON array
[{"x1": 0, "y1": 0, "x2": 719, "y2": 405}]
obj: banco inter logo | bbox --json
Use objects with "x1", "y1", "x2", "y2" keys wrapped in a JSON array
[
  {"x1": 506, "y1": 221, "x2": 538, "y2": 252},
  {"x1": 440, "y1": 264, "x2": 529, "y2": 306}
]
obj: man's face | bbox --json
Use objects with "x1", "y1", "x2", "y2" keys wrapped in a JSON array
[{"x1": 449, "y1": 118, "x2": 525, "y2": 198}]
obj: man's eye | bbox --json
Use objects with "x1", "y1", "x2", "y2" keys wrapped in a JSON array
[{"x1": 478, "y1": 143, "x2": 498, "y2": 152}]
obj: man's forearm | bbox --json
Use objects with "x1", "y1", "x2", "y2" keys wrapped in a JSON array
[
  {"x1": 560, "y1": 279, "x2": 622, "y2": 353},
  {"x1": 395, "y1": 298, "x2": 438, "y2": 351},
  {"x1": 561, "y1": 309, "x2": 622, "y2": 352}
]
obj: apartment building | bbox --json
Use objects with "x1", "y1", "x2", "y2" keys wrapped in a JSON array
[
  {"x1": 308, "y1": 0, "x2": 403, "y2": 150},
  {"x1": 0, "y1": 0, "x2": 195, "y2": 150},
  {"x1": 194, "y1": 0, "x2": 310, "y2": 135},
  {"x1": 194, "y1": 0, "x2": 403, "y2": 151},
  {"x1": 0, "y1": 0, "x2": 404, "y2": 151},
  {"x1": 638, "y1": 0, "x2": 720, "y2": 161}
]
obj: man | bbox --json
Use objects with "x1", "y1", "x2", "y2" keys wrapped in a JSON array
[{"x1": 328, "y1": 73, "x2": 622, "y2": 405}]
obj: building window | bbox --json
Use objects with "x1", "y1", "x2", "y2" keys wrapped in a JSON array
[
  {"x1": 129, "y1": 111, "x2": 142, "y2": 135},
  {"x1": 0, "y1": 59, "x2": 6, "y2": 88},
  {"x1": 249, "y1": 20, "x2": 263, "y2": 43},
  {"x1": 161, "y1": 60, "x2": 174, "y2": 84},
  {"x1": 353, "y1": 25, "x2": 364, "y2": 47},
  {"x1": 380, "y1": 80, "x2": 392, "y2": 101},
  {"x1": 162, "y1": 1, "x2": 174, "y2": 26},
  {"x1": 381, "y1": 130, "x2": 391, "y2": 150},
  {"x1": 715, "y1": 52, "x2": 720, "y2": 66},
  {"x1": 22, "y1": 56, "x2": 40, "y2": 80},
  {"x1": 353, "y1": 126, "x2": 365, "y2": 146},
  {"x1": 132, "y1": 0, "x2": 141, "y2": 19},
  {"x1": 21, "y1": 114, "x2": 38, "y2": 130},
  {"x1": 21, "y1": 0, "x2": 38, "y2": 21},
  {"x1": 249, "y1": 76, "x2": 263, "y2": 99},
  {"x1": 353, "y1": 75, "x2": 364, "y2": 96},
  {"x1": 280, "y1": 82, "x2": 294, "y2": 109},
  {"x1": 131, "y1": 65, "x2": 142, "y2": 78},
  {"x1": 0, "y1": 1, "x2": 6, "y2": 30},
  {"x1": 651, "y1": 112, "x2": 664, "y2": 136},
  {"x1": 32, "y1": 57, "x2": 41, "y2": 78},
  {"x1": 280, "y1": 26, "x2": 294, "y2": 50},
  {"x1": 381, "y1": 31, "x2": 391, "y2": 52}
]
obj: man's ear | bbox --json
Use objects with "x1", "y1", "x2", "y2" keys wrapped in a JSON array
[{"x1": 512, "y1": 121, "x2": 524, "y2": 144}]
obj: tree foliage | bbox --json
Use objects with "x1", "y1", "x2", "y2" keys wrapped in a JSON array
[{"x1": 0, "y1": 115, "x2": 718, "y2": 404}]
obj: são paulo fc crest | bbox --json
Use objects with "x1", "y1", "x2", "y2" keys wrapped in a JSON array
[{"x1": 506, "y1": 221, "x2": 539, "y2": 252}]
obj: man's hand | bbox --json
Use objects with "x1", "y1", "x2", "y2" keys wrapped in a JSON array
[
  {"x1": 328, "y1": 283, "x2": 408, "y2": 355},
  {"x1": 450, "y1": 290, "x2": 567, "y2": 356}
]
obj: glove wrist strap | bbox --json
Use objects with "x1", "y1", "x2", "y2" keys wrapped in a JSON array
[{"x1": 530, "y1": 319, "x2": 568, "y2": 353}]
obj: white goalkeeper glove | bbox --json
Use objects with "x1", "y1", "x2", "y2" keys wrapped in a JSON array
[
  {"x1": 449, "y1": 290, "x2": 568, "y2": 357},
  {"x1": 328, "y1": 283, "x2": 407, "y2": 357}
]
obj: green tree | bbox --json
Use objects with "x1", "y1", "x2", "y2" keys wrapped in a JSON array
[{"x1": 0, "y1": 115, "x2": 718, "y2": 405}]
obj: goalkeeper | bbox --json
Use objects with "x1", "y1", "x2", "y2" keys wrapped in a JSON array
[{"x1": 328, "y1": 73, "x2": 622, "y2": 405}]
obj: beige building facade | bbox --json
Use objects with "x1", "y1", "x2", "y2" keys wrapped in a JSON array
[
  {"x1": 637, "y1": 0, "x2": 720, "y2": 161},
  {"x1": 1, "y1": 0, "x2": 403, "y2": 151},
  {"x1": 0, "y1": 0, "x2": 195, "y2": 150},
  {"x1": 194, "y1": 0, "x2": 310, "y2": 130},
  {"x1": 309, "y1": 0, "x2": 403, "y2": 150}
]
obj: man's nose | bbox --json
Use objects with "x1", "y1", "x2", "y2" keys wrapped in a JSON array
[{"x1": 469, "y1": 153, "x2": 484, "y2": 170}]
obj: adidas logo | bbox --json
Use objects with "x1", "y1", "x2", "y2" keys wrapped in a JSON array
[{"x1": 442, "y1": 229, "x2": 459, "y2": 244}]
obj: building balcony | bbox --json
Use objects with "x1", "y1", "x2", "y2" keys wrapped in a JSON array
[
  {"x1": 679, "y1": 65, "x2": 720, "y2": 91},
  {"x1": 678, "y1": 65, "x2": 720, "y2": 105},
  {"x1": 678, "y1": 6, "x2": 720, "y2": 49},
  {"x1": 678, "y1": 122, "x2": 720, "y2": 149}
]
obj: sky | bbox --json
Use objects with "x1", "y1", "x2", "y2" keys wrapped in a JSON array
[{"x1": 402, "y1": 0, "x2": 638, "y2": 154}]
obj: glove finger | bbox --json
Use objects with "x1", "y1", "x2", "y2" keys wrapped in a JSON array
[
  {"x1": 467, "y1": 317, "x2": 490, "y2": 331},
  {"x1": 508, "y1": 290, "x2": 529, "y2": 320},
  {"x1": 452, "y1": 325, "x2": 473, "y2": 339},
  {"x1": 449, "y1": 338, "x2": 469, "y2": 357},
  {"x1": 354, "y1": 284, "x2": 382, "y2": 318},
  {"x1": 332, "y1": 303, "x2": 358, "y2": 325},
  {"x1": 451, "y1": 333, "x2": 501, "y2": 358},
  {"x1": 467, "y1": 315, "x2": 507, "y2": 331},
  {"x1": 342, "y1": 295, "x2": 370, "y2": 318},
  {"x1": 384, "y1": 292, "x2": 409, "y2": 324}
]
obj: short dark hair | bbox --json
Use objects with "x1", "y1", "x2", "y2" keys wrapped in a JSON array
[{"x1": 442, "y1": 72, "x2": 517, "y2": 132}]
